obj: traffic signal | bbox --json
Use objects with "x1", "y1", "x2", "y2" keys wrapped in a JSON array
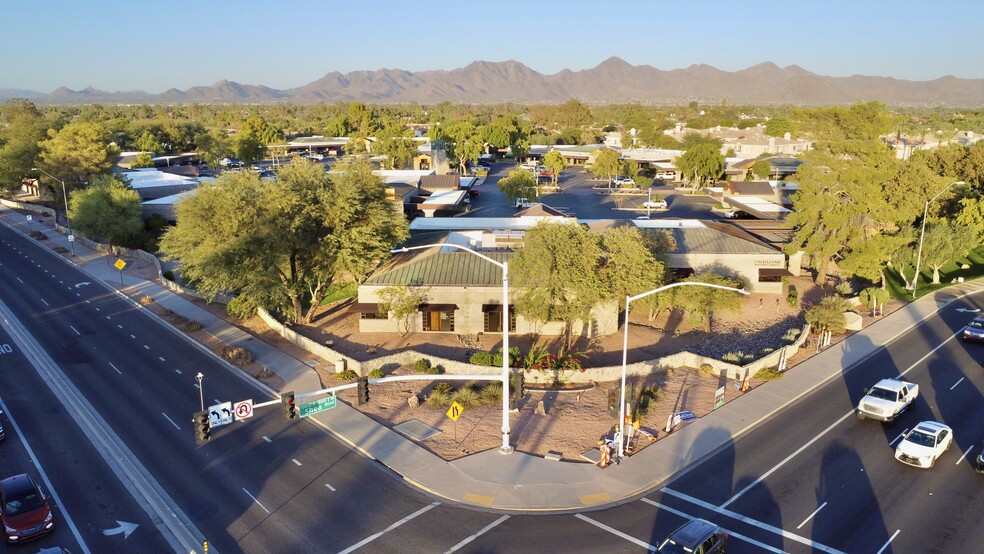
[
  {"x1": 193, "y1": 410, "x2": 211, "y2": 444},
  {"x1": 357, "y1": 377, "x2": 369, "y2": 405},
  {"x1": 608, "y1": 388, "x2": 620, "y2": 419},
  {"x1": 281, "y1": 391, "x2": 297, "y2": 421}
]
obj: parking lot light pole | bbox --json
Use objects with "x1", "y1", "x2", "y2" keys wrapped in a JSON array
[
  {"x1": 392, "y1": 243, "x2": 514, "y2": 454},
  {"x1": 618, "y1": 282, "x2": 749, "y2": 460},
  {"x1": 31, "y1": 167, "x2": 75, "y2": 255},
  {"x1": 912, "y1": 180, "x2": 964, "y2": 299}
]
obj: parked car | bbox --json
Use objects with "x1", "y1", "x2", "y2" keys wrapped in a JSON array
[
  {"x1": 613, "y1": 176, "x2": 636, "y2": 187},
  {"x1": 0, "y1": 474, "x2": 54, "y2": 543},
  {"x1": 520, "y1": 162, "x2": 537, "y2": 171},
  {"x1": 856, "y1": 378, "x2": 919, "y2": 423},
  {"x1": 976, "y1": 451, "x2": 984, "y2": 473},
  {"x1": 961, "y1": 316, "x2": 984, "y2": 342},
  {"x1": 724, "y1": 209, "x2": 752, "y2": 219},
  {"x1": 537, "y1": 167, "x2": 552, "y2": 177},
  {"x1": 643, "y1": 200, "x2": 668, "y2": 209},
  {"x1": 308, "y1": 152, "x2": 325, "y2": 161},
  {"x1": 895, "y1": 421, "x2": 953, "y2": 468},
  {"x1": 514, "y1": 198, "x2": 536, "y2": 209},
  {"x1": 657, "y1": 518, "x2": 727, "y2": 553}
]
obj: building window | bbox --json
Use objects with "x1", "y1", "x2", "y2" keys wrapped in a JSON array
[
  {"x1": 421, "y1": 305, "x2": 456, "y2": 332},
  {"x1": 360, "y1": 312, "x2": 387, "y2": 320},
  {"x1": 758, "y1": 268, "x2": 791, "y2": 283},
  {"x1": 483, "y1": 305, "x2": 516, "y2": 333}
]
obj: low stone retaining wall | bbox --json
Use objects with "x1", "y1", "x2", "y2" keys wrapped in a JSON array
[{"x1": 258, "y1": 307, "x2": 811, "y2": 384}]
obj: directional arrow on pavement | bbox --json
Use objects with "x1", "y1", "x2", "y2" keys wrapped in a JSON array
[
  {"x1": 74, "y1": 281, "x2": 92, "y2": 288},
  {"x1": 955, "y1": 308, "x2": 981, "y2": 313},
  {"x1": 102, "y1": 520, "x2": 138, "y2": 539}
]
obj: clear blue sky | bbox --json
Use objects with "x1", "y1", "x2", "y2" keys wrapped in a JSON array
[{"x1": 3, "y1": 0, "x2": 982, "y2": 93}]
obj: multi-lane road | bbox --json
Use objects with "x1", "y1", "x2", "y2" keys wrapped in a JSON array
[{"x1": 2, "y1": 204, "x2": 983, "y2": 553}]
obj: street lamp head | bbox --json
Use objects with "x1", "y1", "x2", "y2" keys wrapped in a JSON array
[
  {"x1": 737, "y1": 289, "x2": 751, "y2": 296},
  {"x1": 390, "y1": 247, "x2": 409, "y2": 254}
]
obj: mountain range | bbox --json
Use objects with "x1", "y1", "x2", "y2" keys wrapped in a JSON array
[{"x1": 4, "y1": 57, "x2": 984, "y2": 106}]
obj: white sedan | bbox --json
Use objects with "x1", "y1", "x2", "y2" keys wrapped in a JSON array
[
  {"x1": 894, "y1": 421, "x2": 953, "y2": 468},
  {"x1": 643, "y1": 200, "x2": 668, "y2": 209}
]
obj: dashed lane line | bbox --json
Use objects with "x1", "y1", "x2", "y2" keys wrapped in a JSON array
[
  {"x1": 796, "y1": 501, "x2": 827, "y2": 530},
  {"x1": 875, "y1": 529, "x2": 901, "y2": 554},
  {"x1": 956, "y1": 445, "x2": 974, "y2": 465}
]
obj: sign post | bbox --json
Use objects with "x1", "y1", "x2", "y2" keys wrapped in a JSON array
[
  {"x1": 114, "y1": 258, "x2": 127, "y2": 286},
  {"x1": 446, "y1": 401, "x2": 464, "y2": 442}
]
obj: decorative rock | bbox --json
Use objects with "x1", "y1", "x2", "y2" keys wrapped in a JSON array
[
  {"x1": 544, "y1": 451, "x2": 562, "y2": 461},
  {"x1": 408, "y1": 394, "x2": 421, "y2": 407},
  {"x1": 842, "y1": 311, "x2": 863, "y2": 331},
  {"x1": 535, "y1": 400, "x2": 547, "y2": 415}
]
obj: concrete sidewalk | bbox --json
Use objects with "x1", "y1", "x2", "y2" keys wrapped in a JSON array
[{"x1": 3, "y1": 203, "x2": 982, "y2": 513}]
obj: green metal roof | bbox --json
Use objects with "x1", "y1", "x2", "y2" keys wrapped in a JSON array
[{"x1": 365, "y1": 250, "x2": 514, "y2": 286}]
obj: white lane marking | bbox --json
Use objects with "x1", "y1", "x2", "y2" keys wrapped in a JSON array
[
  {"x1": 117, "y1": 324, "x2": 123, "y2": 329},
  {"x1": 213, "y1": 398, "x2": 220, "y2": 404},
  {"x1": 324, "y1": 483, "x2": 336, "y2": 492},
  {"x1": 109, "y1": 362, "x2": 122, "y2": 375},
  {"x1": 337, "y1": 502, "x2": 440, "y2": 554},
  {"x1": 16, "y1": 277, "x2": 23, "y2": 283},
  {"x1": 575, "y1": 514, "x2": 656, "y2": 552},
  {"x1": 41, "y1": 298, "x2": 49, "y2": 306},
  {"x1": 129, "y1": 334, "x2": 136, "y2": 339},
  {"x1": 243, "y1": 488, "x2": 270, "y2": 514},
  {"x1": 143, "y1": 344, "x2": 149, "y2": 350},
  {"x1": 950, "y1": 377, "x2": 964, "y2": 390},
  {"x1": 0, "y1": 397, "x2": 90, "y2": 553},
  {"x1": 875, "y1": 530, "x2": 901, "y2": 554},
  {"x1": 796, "y1": 501, "x2": 827, "y2": 529},
  {"x1": 657, "y1": 491, "x2": 845, "y2": 553},
  {"x1": 263, "y1": 436, "x2": 272, "y2": 443},
  {"x1": 193, "y1": 383, "x2": 200, "y2": 390},
  {"x1": 292, "y1": 459, "x2": 302, "y2": 466},
  {"x1": 640, "y1": 501, "x2": 786, "y2": 554},
  {"x1": 158, "y1": 356, "x2": 165, "y2": 362},
  {"x1": 721, "y1": 331, "x2": 961, "y2": 509},
  {"x1": 94, "y1": 307, "x2": 100, "y2": 311},
  {"x1": 175, "y1": 369, "x2": 182, "y2": 375},
  {"x1": 956, "y1": 445, "x2": 974, "y2": 465},
  {"x1": 105, "y1": 315, "x2": 111, "y2": 319},
  {"x1": 445, "y1": 514, "x2": 511, "y2": 553},
  {"x1": 161, "y1": 413, "x2": 181, "y2": 430},
  {"x1": 70, "y1": 325, "x2": 81, "y2": 335},
  {"x1": 890, "y1": 429, "x2": 910, "y2": 446},
  {"x1": 721, "y1": 410, "x2": 854, "y2": 509}
]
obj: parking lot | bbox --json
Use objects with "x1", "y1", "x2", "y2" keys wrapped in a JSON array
[{"x1": 465, "y1": 162, "x2": 722, "y2": 220}]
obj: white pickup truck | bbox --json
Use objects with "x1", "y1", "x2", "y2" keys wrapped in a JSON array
[{"x1": 856, "y1": 378, "x2": 919, "y2": 422}]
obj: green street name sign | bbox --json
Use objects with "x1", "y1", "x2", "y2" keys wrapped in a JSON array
[{"x1": 299, "y1": 394, "x2": 336, "y2": 417}]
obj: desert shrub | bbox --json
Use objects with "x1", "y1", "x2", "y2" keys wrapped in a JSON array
[
  {"x1": 699, "y1": 363, "x2": 714, "y2": 377},
  {"x1": 432, "y1": 382, "x2": 454, "y2": 395},
  {"x1": 451, "y1": 387, "x2": 481, "y2": 408},
  {"x1": 139, "y1": 295, "x2": 155, "y2": 305},
  {"x1": 859, "y1": 287, "x2": 890, "y2": 309},
  {"x1": 217, "y1": 345, "x2": 254, "y2": 366},
  {"x1": 492, "y1": 346, "x2": 521, "y2": 367},
  {"x1": 29, "y1": 231, "x2": 47, "y2": 240},
  {"x1": 177, "y1": 318, "x2": 203, "y2": 332},
  {"x1": 159, "y1": 308, "x2": 174, "y2": 318},
  {"x1": 635, "y1": 385, "x2": 663, "y2": 416},
  {"x1": 756, "y1": 367, "x2": 785, "y2": 381},
  {"x1": 722, "y1": 351, "x2": 743, "y2": 363},
  {"x1": 426, "y1": 388, "x2": 451, "y2": 407},
  {"x1": 834, "y1": 281, "x2": 854, "y2": 297},
  {"x1": 470, "y1": 351, "x2": 495, "y2": 366},
  {"x1": 333, "y1": 369, "x2": 358, "y2": 381},
  {"x1": 806, "y1": 295, "x2": 850, "y2": 334},
  {"x1": 481, "y1": 382, "x2": 503, "y2": 403},
  {"x1": 761, "y1": 347, "x2": 775, "y2": 355},
  {"x1": 413, "y1": 358, "x2": 432, "y2": 373},
  {"x1": 162, "y1": 269, "x2": 175, "y2": 281},
  {"x1": 782, "y1": 327, "x2": 801, "y2": 344},
  {"x1": 786, "y1": 286, "x2": 799, "y2": 307},
  {"x1": 53, "y1": 246, "x2": 68, "y2": 254},
  {"x1": 368, "y1": 368, "x2": 385, "y2": 379}
]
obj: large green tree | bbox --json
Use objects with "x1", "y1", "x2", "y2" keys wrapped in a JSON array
[
  {"x1": 160, "y1": 158, "x2": 408, "y2": 323},
  {"x1": 511, "y1": 222, "x2": 604, "y2": 350},
  {"x1": 0, "y1": 99, "x2": 47, "y2": 193},
  {"x1": 443, "y1": 121, "x2": 483, "y2": 172},
  {"x1": 919, "y1": 222, "x2": 981, "y2": 285},
  {"x1": 674, "y1": 272, "x2": 748, "y2": 331},
  {"x1": 590, "y1": 148, "x2": 621, "y2": 185},
  {"x1": 195, "y1": 129, "x2": 234, "y2": 169},
  {"x1": 374, "y1": 122, "x2": 417, "y2": 170},
  {"x1": 68, "y1": 174, "x2": 144, "y2": 247},
  {"x1": 675, "y1": 143, "x2": 724, "y2": 192},
  {"x1": 542, "y1": 149, "x2": 566, "y2": 187},
  {"x1": 498, "y1": 169, "x2": 538, "y2": 201},
  {"x1": 38, "y1": 121, "x2": 120, "y2": 191}
]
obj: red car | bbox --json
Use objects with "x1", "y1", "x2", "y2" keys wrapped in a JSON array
[{"x1": 0, "y1": 474, "x2": 54, "y2": 543}]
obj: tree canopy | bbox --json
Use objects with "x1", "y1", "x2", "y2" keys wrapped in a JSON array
[
  {"x1": 675, "y1": 143, "x2": 724, "y2": 192},
  {"x1": 160, "y1": 158, "x2": 408, "y2": 323},
  {"x1": 68, "y1": 174, "x2": 144, "y2": 247}
]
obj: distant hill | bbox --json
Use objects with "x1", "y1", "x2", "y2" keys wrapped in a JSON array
[{"x1": 5, "y1": 58, "x2": 984, "y2": 106}]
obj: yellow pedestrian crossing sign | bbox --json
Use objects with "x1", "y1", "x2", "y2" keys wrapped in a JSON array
[{"x1": 446, "y1": 401, "x2": 464, "y2": 422}]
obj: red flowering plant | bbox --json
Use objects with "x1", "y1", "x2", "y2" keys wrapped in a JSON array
[{"x1": 523, "y1": 346, "x2": 587, "y2": 388}]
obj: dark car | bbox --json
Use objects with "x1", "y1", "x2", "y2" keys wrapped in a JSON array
[
  {"x1": 0, "y1": 474, "x2": 54, "y2": 543},
  {"x1": 962, "y1": 316, "x2": 984, "y2": 342},
  {"x1": 657, "y1": 518, "x2": 727, "y2": 553}
]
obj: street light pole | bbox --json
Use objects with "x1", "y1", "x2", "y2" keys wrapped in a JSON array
[
  {"x1": 911, "y1": 180, "x2": 964, "y2": 299},
  {"x1": 392, "y1": 243, "x2": 514, "y2": 453},
  {"x1": 31, "y1": 167, "x2": 75, "y2": 255},
  {"x1": 618, "y1": 281, "x2": 749, "y2": 460},
  {"x1": 196, "y1": 372, "x2": 205, "y2": 412}
]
